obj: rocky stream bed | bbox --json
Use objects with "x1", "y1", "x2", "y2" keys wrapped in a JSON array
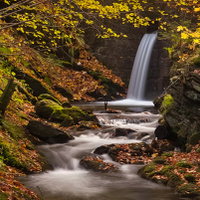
[{"x1": 18, "y1": 108, "x2": 200, "y2": 200}]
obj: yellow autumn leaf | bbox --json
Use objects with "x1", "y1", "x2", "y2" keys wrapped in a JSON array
[{"x1": 181, "y1": 32, "x2": 189, "y2": 39}]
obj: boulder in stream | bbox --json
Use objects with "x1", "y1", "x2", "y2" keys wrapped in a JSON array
[
  {"x1": 94, "y1": 142, "x2": 153, "y2": 165},
  {"x1": 113, "y1": 128, "x2": 136, "y2": 137},
  {"x1": 27, "y1": 120, "x2": 74, "y2": 144},
  {"x1": 80, "y1": 154, "x2": 119, "y2": 173}
]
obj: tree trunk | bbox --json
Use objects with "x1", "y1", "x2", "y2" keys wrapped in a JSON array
[{"x1": 0, "y1": 79, "x2": 16, "y2": 119}]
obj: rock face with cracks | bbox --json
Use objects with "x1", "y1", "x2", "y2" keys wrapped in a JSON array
[{"x1": 154, "y1": 72, "x2": 200, "y2": 150}]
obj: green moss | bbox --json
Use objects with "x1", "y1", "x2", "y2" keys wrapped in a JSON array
[
  {"x1": 160, "y1": 165, "x2": 174, "y2": 177},
  {"x1": 162, "y1": 152, "x2": 173, "y2": 157},
  {"x1": 60, "y1": 115, "x2": 74, "y2": 127},
  {"x1": 89, "y1": 70, "x2": 102, "y2": 80},
  {"x1": 35, "y1": 99, "x2": 63, "y2": 119},
  {"x1": 0, "y1": 140, "x2": 29, "y2": 172},
  {"x1": 167, "y1": 174, "x2": 183, "y2": 187},
  {"x1": 184, "y1": 174, "x2": 196, "y2": 183},
  {"x1": 160, "y1": 94, "x2": 174, "y2": 115},
  {"x1": 177, "y1": 183, "x2": 200, "y2": 197},
  {"x1": 2, "y1": 120, "x2": 24, "y2": 139},
  {"x1": 51, "y1": 106, "x2": 92, "y2": 124},
  {"x1": 38, "y1": 93, "x2": 61, "y2": 105},
  {"x1": 0, "y1": 191, "x2": 9, "y2": 200},
  {"x1": 138, "y1": 162, "x2": 156, "y2": 179},
  {"x1": 176, "y1": 162, "x2": 192, "y2": 169},
  {"x1": 153, "y1": 156, "x2": 166, "y2": 164}
]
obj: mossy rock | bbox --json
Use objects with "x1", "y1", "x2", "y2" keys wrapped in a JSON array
[
  {"x1": 177, "y1": 183, "x2": 200, "y2": 197},
  {"x1": 159, "y1": 165, "x2": 175, "y2": 177},
  {"x1": 160, "y1": 94, "x2": 174, "y2": 115},
  {"x1": 151, "y1": 176, "x2": 168, "y2": 185},
  {"x1": 130, "y1": 143, "x2": 143, "y2": 151},
  {"x1": 184, "y1": 174, "x2": 196, "y2": 183},
  {"x1": 50, "y1": 106, "x2": 93, "y2": 124},
  {"x1": 35, "y1": 99, "x2": 63, "y2": 119},
  {"x1": 188, "y1": 132, "x2": 200, "y2": 145},
  {"x1": 60, "y1": 116, "x2": 74, "y2": 127},
  {"x1": 77, "y1": 121, "x2": 97, "y2": 131},
  {"x1": 130, "y1": 142, "x2": 153, "y2": 154},
  {"x1": 176, "y1": 161, "x2": 192, "y2": 169},
  {"x1": 167, "y1": 174, "x2": 183, "y2": 187},
  {"x1": 138, "y1": 162, "x2": 156, "y2": 178},
  {"x1": 153, "y1": 156, "x2": 166, "y2": 164},
  {"x1": 162, "y1": 152, "x2": 173, "y2": 157},
  {"x1": 38, "y1": 93, "x2": 61, "y2": 105}
]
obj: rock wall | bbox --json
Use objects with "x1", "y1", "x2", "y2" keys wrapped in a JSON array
[
  {"x1": 154, "y1": 72, "x2": 200, "y2": 150},
  {"x1": 84, "y1": 21, "x2": 171, "y2": 100}
]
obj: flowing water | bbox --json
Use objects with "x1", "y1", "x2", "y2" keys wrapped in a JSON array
[
  {"x1": 127, "y1": 31, "x2": 158, "y2": 100},
  {"x1": 21, "y1": 111, "x2": 181, "y2": 200}
]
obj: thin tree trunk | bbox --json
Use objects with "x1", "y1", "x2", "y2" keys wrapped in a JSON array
[{"x1": 0, "y1": 78, "x2": 16, "y2": 119}]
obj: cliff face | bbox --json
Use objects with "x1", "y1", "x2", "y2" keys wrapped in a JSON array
[{"x1": 154, "y1": 71, "x2": 200, "y2": 151}]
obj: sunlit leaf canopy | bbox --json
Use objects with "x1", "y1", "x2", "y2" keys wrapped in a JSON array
[{"x1": 0, "y1": 0, "x2": 200, "y2": 59}]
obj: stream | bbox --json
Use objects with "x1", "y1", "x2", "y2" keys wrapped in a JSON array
[{"x1": 21, "y1": 109, "x2": 182, "y2": 200}]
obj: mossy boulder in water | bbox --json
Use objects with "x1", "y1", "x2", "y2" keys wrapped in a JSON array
[
  {"x1": 177, "y1": 183, "x2": 200, "y2": 197},
  {"x1": 35, "y1": 99, "x2": 63, "y2": 119},
  {"x1": 50, "y1": 106, "x2": 95, "y2": 125},
  {"x1": 167, "y1": 174, "x2": 183, "y2": 187}
]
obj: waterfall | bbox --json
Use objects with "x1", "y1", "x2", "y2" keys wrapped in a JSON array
[{"x1": 127, "y1": 31, "x2": 158, "y2": 100}]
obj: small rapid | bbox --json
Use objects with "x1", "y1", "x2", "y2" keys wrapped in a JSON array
[{"x1": 21, "y1": 111, "x2": 181, "y2": 200}]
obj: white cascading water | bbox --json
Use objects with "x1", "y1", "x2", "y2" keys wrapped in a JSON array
[
  {"x1": 21, "y1": 112, "x2": 180, "y2": 200},
  {"x1": 127, "y1": 31, "x2": 158, "y2": 100}
]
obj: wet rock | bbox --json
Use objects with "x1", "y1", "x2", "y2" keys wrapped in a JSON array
[
  {"x1": 95, "y1": 142, "x2": 153, "y2": 165},
  {"x1": 94, "y1": 145, "x2": 111, "y2": 155},
  {"x1": 126, "y1": 118, "x2": 150, "y2": 124},
  {"x1": 151, "y1": 139, "x2": 175, "y2": 154},
  {"x1": 77, "y1": 121, "x2": 98, "y2": 131},
  {"x1": 27, "y1": 120, "x2": 74, "y2": 144},
  {"x1": 113, "y1": 128, "x2": 136, "y2": 137},
  {"x1": 136, "y1": 132, "x2": 149, "y2": 140},
  {"x1": 154, "y1": 125, "x2": 169, "y2": 139},
  {"x1": 80, "y1": 154, "x2": 119, "y2": 173}
]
